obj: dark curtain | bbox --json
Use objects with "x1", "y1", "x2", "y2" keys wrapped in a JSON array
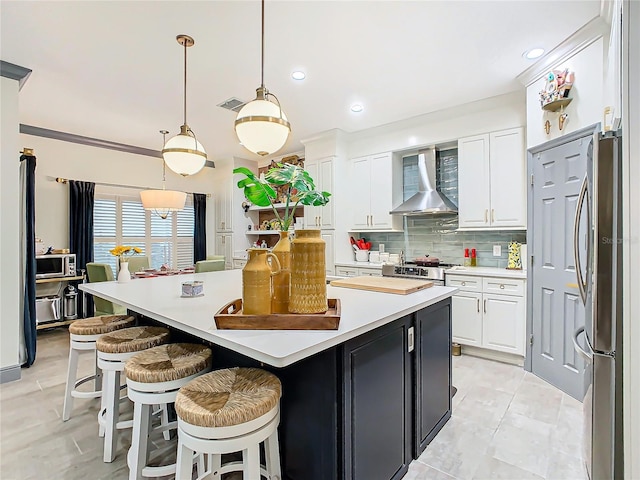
[
  {"x1": 69, "y1": 181, "x2": 95, "y2": 316},
  {"x1": 20, "y1": 154, "x2": 37, "y2": 367},
  {"x1": 193, "y1": 193, "x2": 207, "y2": 263}
]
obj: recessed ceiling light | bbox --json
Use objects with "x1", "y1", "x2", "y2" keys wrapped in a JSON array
[
  {"x1": 523, "y1": 48, "x2": 545, "y2": 60},
  {"x1": 291, "y1": 71, "x2": 306, "y2": 80},
  {"x1": 350, "y1": 104, "x2": 364, "y2": 113}
]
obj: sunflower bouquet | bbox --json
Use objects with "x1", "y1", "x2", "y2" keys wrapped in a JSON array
[{"x1": 109, "y1": 245, "x2": 142, "y2": 263}]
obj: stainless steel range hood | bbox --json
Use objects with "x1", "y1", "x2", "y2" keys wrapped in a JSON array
[{"x1": 389, "y1": 148, "x2": 458, "y2": 215}]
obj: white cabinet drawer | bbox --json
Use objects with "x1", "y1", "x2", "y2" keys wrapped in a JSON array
[
  {"x1": 446, "y1": 275, "x2": 482, "y2": 293},
  {"x1": 357, "y1": 267, "x2": 381, "y2": 277},
  {"x1": 335, "y1": 266, "x2": 358, "y2": 277},
  {"x1": 482, "y1": 277, "x2": 525, "y2": 296},
  {"x1": 232, "y1": 259, "x2": 247, "y2": 269}
]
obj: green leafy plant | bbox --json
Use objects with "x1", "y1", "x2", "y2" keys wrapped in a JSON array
[{"x1": 233, "y1": 162, "x2": 331, "y2": 231}]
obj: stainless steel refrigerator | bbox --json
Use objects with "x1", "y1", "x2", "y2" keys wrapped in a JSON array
[{"x1": 572, "y1": 129, "x2": 624, "y2": 480}]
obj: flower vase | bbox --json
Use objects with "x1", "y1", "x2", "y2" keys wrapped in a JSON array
[
  {"x1": 271, "y1": 231, "x2": 291, "y2": 314},
  {"x1": 289, "y1": 229, "x2": 328, "y2": 314},
  {"x1": 118, "y1": 261, "x2": 131, "y2": 283},
  {"x1": 242, "y1": 249, "x2": 281, "y2": 315}
]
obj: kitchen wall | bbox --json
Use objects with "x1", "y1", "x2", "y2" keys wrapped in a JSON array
[
  {"x1": 19, "y1": 134, "x2": 219, "y2": 256},
  {"x1": 361, "y1": 216, "x2": 526, "y2": 268}
]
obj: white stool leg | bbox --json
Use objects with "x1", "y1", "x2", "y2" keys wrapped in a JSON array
[
  {"x1": 243, "y1": 443, "x2": 261, "y2": 480},
  {"x1": 176, "y1": 438, "x2": 194, "y2": 480},
  {"x1": 208, "y1": 454, "x2": 221, "y2": 480},
  {"x1": 128, "y1": 402, "x2": 151, "y2": 480},
  {"x1": 161, "y1": 404, "x2": 171, "y2": 441},
  {"x1": 264, "y1": 429, "x2": 282, "y2": 480},
  {"x1": 103, "y1": 369, "x2": 120, "y2": 463},
  {"x1": 196, "y1": 453, "x2": 206, "y2": 479},
  {"x1": 62, "y1": 345, "x2": 80, "y2": 421},
  {"x1": 94, "y1": 349, "x2": 103, "y2": 392}
]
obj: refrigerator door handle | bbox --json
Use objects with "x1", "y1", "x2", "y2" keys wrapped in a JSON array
[
  {"x1": 573, "y1": 175, "x2": 589, "y2": 305},
  {"x1": 573, "y1": 326, "x2": 593, "y2": 362}
]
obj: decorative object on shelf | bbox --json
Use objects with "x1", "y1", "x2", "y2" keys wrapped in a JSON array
[
  {"x1": 162, "y1": 34, "x2": 207, "y2": 176},
  {"x1": 540, "y1": 68, "x2": 574, "y2": 134},
  {"x1": 242, "y1": 248, "x2": 281, "y2": 315},
  {"x1": 544, "y1": 119, "x2": 551, "y2": 135},
  {"x1": 141, "y1": 130, "x2": 187, "y2": 218},
  {"x1": 271, "y1": 231, "x2": 291, "y2": 314},
  {"x1": 214, "y1": 298, "x2": 341, "y2": 330},
  {"x1": 242, "y1": 201, "x2": 251, "y2": 213},
  {"x1": 234, "y1": 0, "x2": 291, "y2": 157},
  {"x1": 289, "y1": 229, "x2": 327, "y2": 314},
  {"x1": 506, "y1": 241, "x2": 523, "y2": 270},
  {"x1": 233, "y1": 162, "x2": 331, "y2": 232}
]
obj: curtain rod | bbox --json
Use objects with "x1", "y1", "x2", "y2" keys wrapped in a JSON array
[{"x1": 54, "y1": 177, "x2": 211, "y2": 198}]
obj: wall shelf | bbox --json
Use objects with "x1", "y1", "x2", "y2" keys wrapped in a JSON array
[
  {"x1": 36, "y1": 275, "x2": 84, "y2": 284},
  {"x1": 245, "y1": 231, "x2": 282, "y2": 235},
  {"x1": 541, "y1": 98, "x2": 572, "y2": 112},
  {"x1": 36, "y1": 319, "x2": 75, "y2": 330}
]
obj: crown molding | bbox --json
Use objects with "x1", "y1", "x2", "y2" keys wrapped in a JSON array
[
  {"x1": 0, "y1": 60, "x2": 32, "y2": 90},
  {"x1": 517, "y1": 16, "x2": 609, "y2": 87},
  {"x1": 19, "y1": 124, "x2": 214, "y2": 168}
]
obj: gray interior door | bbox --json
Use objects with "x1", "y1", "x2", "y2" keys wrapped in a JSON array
[{"x1": 530, "y1": 135, "x2": 591, "y2": 400}]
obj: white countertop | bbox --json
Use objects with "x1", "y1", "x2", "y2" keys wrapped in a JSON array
[
  {"x1": 445, "y1": 266, "x2": 528, "y2": 279},
  {"x1": 80, "y1": 270, "x2": 456, "y2": 368}
]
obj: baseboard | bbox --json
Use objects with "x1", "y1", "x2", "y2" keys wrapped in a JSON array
[
  {"x1": 0, "y1": 364, "x2": 22, "y2": 384},
  {"x1": 460, "y1": 345, "x2": 525, "y2": 367}
]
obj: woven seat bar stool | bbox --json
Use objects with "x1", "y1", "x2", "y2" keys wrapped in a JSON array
[
  {"x1": 175, "y1": 367, "x2": 282, "y2": 480},
  {"x1": 62, "y1": 315, "x2": 135, "y2": 425},
  {"x1": 124, "y1": 343, "x2": 213, "y2": 480},
  {"x1": 97, "y1": 326, "x2": 170, "y2": 463}
]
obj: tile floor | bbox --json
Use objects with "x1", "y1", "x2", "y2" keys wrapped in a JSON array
[{"x1": 0, "y1": 329, "x2": 587, "y2": 480}]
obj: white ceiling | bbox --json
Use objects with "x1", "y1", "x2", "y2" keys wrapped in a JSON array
[{"x1": 1, "y1": 1, "x2": 601, "y2": 162}]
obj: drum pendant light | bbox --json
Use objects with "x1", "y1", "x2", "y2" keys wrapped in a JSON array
[
  {"x1": 162, "y1": 34, "x2": 207, "y2": 176},
  {"x1": 235, "y1": 0, "x2": 291, "y2": 157},
  {"x1": 141, "y1": 130, "x2": 187, "y2": 219}
]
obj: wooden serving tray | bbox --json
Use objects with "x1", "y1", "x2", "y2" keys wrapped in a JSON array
[{"x1": 214, "y1": 298, "x2": 341, "y2": 330}]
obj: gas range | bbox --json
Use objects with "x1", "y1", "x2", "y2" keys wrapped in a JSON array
[{"x1": 381, "y1": 262, "x2": 459, "y2": 285}]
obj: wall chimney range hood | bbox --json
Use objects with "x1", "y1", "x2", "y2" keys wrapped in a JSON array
[{"x1": 389, "y1": 148, "x2": 458, "y2": 215}]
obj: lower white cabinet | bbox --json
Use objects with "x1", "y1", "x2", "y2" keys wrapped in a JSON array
[
  {"x1": 215, "y1": 234, "x2": 233, "y2": 270},
  {"x1": 334, "y1": 265, "x2": 382, "y2": 277},
  {"x1": 447, "y1": 274, "x2": 525, "y2": 355},
  {"x1": 232, "y1": 258, "x2": 247, "y2": 270}
]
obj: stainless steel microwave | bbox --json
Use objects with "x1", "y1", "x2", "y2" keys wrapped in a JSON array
[{"x1": 35, "y1": 254, "x2": 76, "y2": 279}]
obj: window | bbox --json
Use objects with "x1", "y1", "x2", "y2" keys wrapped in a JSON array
[{"x1": 93, "y1": 193, "x2": 194, "y2": 272}]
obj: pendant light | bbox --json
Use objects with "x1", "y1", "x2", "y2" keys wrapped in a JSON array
[
  {"x1": 235, "y1": 0, "x2": 291, "y2": 157},
  {"x1": 162, "y1": 34, "x2": 207, "y2": 176},
  {"x1": 141, "y1": 130, "x2": 187, "y2": 219}
]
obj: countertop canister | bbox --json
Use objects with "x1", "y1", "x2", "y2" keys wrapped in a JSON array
[
  {"x1": 289, "y1": 229, "x2": 328, "y2": 314},
  {"x1": 242, "y1": 248, "x2": 281, "y2": 315},
  {"x1": 271, "y1": 231, "x2": 291, "y2": 314}
]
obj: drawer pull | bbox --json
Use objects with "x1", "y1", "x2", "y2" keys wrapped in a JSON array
[
  {"x1": 500, "y1": 284, "x2": 505, "y2": 289},
  {"x1": 477, "y1": 298, "x2": 480, "y2": 313},
  {"x1": 461, "y1": 281, "x2": 466, "y2": 286},
  {"x1": 484, "y1": 299, "x2": 487, "y2": 314}
]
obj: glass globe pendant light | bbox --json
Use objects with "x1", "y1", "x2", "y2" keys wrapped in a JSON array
[
  {"x1": 141, "y1": 130, "x2": 187, "y2": 219},
  {"x1": 162, "y1": 34, "x2": 207, "y2": 176},
  {"x1": 235, "y1": 0, "x2": 291, "y2": 157}
]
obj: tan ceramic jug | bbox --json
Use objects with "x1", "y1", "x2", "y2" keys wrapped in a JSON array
[
  {"x1": 242, "y1": 249, "x2": 281, "y2": 315},
  {"x1": 271, "y1": 231, "x2": 291, "y2": 314},
  {"x1": 289, "y1": 229, "x2": 328, "y2": 314}
]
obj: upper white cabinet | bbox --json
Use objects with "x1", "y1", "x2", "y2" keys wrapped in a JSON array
[
  {"x1": 214, "y1": 178, "x2": 233, "y2": 232},
  {"x1": 305, "y1": 156, "x2": 335, "y2": 229},
  {"x1": 350, "y1": 153, "x2": 400, "y2": 230},
  {"x1": 458, "y1": 127, "x2": 526, "y2": 229}
]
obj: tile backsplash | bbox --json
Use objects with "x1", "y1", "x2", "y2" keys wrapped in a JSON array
[{"x1": 361, "y1": 215, "x2": 526, "y2": 268}]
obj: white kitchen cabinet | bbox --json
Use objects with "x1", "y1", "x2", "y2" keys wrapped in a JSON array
[
  {"x1": 451, "y1": 291, "x2": 483, "y2": 347},
  {"x1": 335, "y1": 266, "x2": 358, "y2": 277},
  {"x1": 322, "y1": 231, "x2": 335, "y2": 276},
  {"x1": 357, "y1": 267, "x2": 382, "y2": 277},
  {"x1": 305, "y1": 156, "x2": 334, "y2": 229},
  {"x1": 232, "y1": 258, "x2": 246, "y2": 270},
  {"x1": 215, "y1": 234, "x2": 233, "y2": 269},
  {"x1": 458, "y1": 127, "x2": 526, "y2": 229},
  {"x1": 350, "y1": 153, "x2": 399, "y2": 230},
  {"x1": 214, "y1": 178, "x2": 233, "y2": 232},
  {"x1": 447, "y1": 273, "x2": 525, "y2": 355}
]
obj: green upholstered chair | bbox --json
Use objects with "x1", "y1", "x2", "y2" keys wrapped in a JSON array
[
  {"x1": 206, "y1": 255, "x2": 225, "y2": 261},
  {"x1": 195, "y1": 259, "x2": 225, "y2": 273},
  {"x1": 86, "y1": 263, "x2": 127, "y2": 316},
  {"x1": 127, "y1": 256, "x2": 150, "y2": 273}
]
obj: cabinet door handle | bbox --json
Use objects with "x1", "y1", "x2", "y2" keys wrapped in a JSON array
[
  {"x1": 491, "y1": 209, "x2": 495, "y2": 223},
  {"x1": 477, "y1": 298, "x2": 480, "y2": 313},
  {"x1": 500, "y1": 284, "x2": 505, "y2": 289},
  {"x1": 484, "y1": 209, "x2": 488, "y2": 223},
  {"x1": 461, "y1": 281, "x2": 466, "y2": 286},
  {"x1": 484, "y1": 299, "x2": 487, "y2": 314},
  {"x1": 408, "y1": 326, "x2": 415, "y2": 353},
  {"x1": 370, "y1": 215, "x2": 373, "y2": 226}
]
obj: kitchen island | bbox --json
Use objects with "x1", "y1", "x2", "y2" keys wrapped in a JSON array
[{"x1": 81, "y1": 270, "x2": 457, "y2": 480}]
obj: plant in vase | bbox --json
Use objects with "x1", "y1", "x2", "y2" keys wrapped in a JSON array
[
  {"x1": 233, "y1": 163, "x2": 331, "y2": 313},
  {"x1": 109, "y1": 245, "x2": 143, "y2": 283}
]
